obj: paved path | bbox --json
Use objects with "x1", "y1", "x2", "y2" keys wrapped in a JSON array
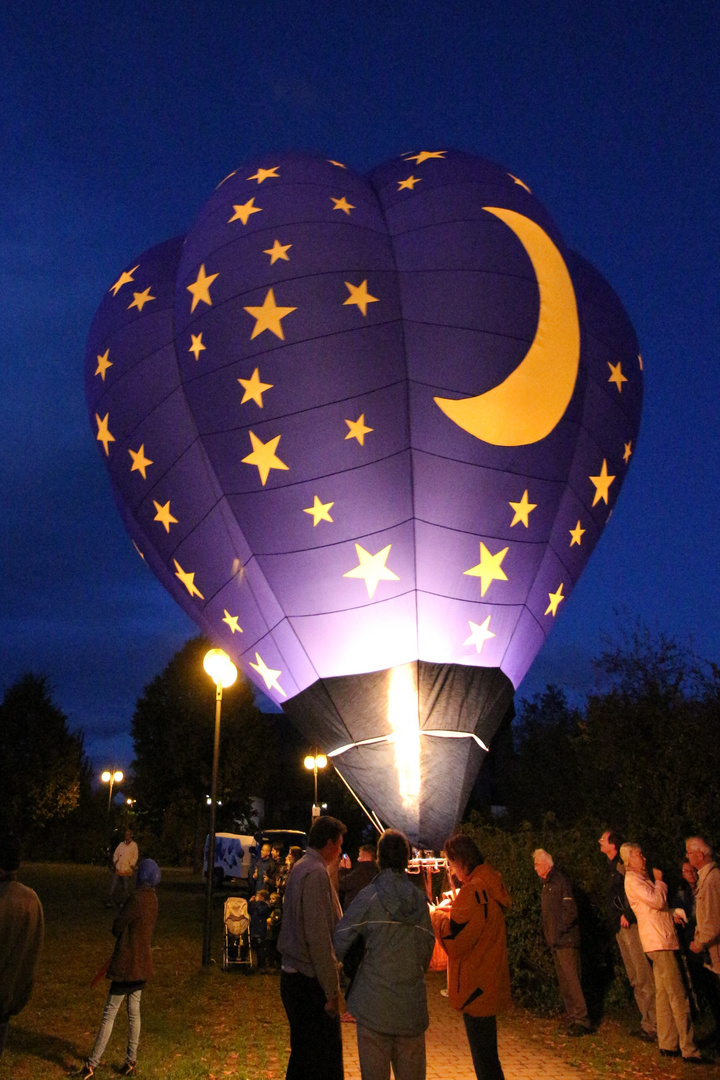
[{"x1": 341, "y1": 972, "x2": 592, "y2": 1080}]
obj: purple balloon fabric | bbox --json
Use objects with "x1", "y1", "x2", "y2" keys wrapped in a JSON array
[{"x1": 85, "y1": 150, "x2": 642, "y2": 846}]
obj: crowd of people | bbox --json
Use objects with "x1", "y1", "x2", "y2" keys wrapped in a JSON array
[
  {"x1": 3, "y1": 822, "x2": 720, "y2": 1080},
  {"x1": 278, "y1": 822, "x2": 720, "y2": 1080}
]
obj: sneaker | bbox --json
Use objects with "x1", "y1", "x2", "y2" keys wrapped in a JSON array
[
  {"x1": 117, "y1": 1064, "x2": 136, "y2": 1076},
  {"x1": 566, "y1": 1022, "x2": 591, "y2": 1037},
  {"x1": 73, "y1": 1066, "x2": 93, "y2": 1079}
]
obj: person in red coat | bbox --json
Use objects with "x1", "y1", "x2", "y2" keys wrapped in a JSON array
[
  {"x1": 79, "y1": 859, "x2": 160, "y2": 1078},
  {"x1": 431, "y1": 834, "x2": 511, "y2": 1080}
]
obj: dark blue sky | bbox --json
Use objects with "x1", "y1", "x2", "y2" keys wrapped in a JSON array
[{"x1": 3, "y1": 1, "x2": 718, "y2": 772}]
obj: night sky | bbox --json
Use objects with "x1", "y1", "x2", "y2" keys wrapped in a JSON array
[{"x1": 3, "y1": 1, "x2": 718, "y2": 774}]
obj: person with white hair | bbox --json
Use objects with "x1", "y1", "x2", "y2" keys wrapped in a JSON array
[
  {"x1": 533, "y1": 849, "x2": 590, "y2": 1035},
  {"x1": 621, "y1": 843, "x2": 703, "y2": 1063},
  {"x1": 686, "y1": 836, "x2": 720, "y2": 1048}
]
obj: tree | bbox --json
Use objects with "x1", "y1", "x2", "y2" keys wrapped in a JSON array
[
  {"x1": 131, "y1": 636, "x2": 271, "y2": 865},
  {"x1": 507, "y1": 685, "x2": 584, "y2": 825},
  {"x1": 0, "y1": 673, "x2": 89, "y2": 837}
]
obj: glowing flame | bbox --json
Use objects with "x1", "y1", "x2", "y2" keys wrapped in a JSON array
[{"x1": 388, "y1": 664, "x2": 421, "y2": 807}]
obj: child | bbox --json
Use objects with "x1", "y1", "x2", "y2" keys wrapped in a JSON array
[
  {"x1": 78, "y1": 859, "x2": 160, "y2": 1078},
  {"x1": 265, "y1": 891, "x2": 283, "y2": 971},
  {"x1": 248, "y1": 889, "x2": 271, "y2": 973}
]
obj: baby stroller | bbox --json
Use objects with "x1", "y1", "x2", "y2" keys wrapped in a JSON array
[{"x1": 222, "y1": 896, "x2": 253, "y2": 972}]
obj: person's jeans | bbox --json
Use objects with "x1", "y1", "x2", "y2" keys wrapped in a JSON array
[
  {"x1": 88, "y1": 989, "x2": 142, "y2": 1067},
  {"x1": 462, "y1": 1014, "x2": 505, "y2": 1080},
  {"x1": 108, "y1": 872, "x2": 133, "y2": 904}
]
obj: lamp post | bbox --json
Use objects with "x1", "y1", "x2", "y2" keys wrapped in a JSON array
[
  {"x1": 303, "y1": 749, "x2": 327, "y2": 820},
  {"x1": 101, "y1": 769, "x2": 124, "y2": 815},
  {"x1": 202, "y1": 648, "x2": 237, "y2": 967}
]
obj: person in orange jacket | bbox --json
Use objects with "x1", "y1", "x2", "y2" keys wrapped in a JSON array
[{"x1": 431, "y1": 834, "x2": 511, "y2": 1080}]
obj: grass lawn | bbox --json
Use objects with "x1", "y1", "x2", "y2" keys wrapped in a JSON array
[{"x1": 5, "y1": 863, "x2": 288, "y2": 1079}]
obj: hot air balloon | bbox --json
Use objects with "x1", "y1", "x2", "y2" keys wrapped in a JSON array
[{"x1": 85, "y1": 150, "x2": 642, "y2": 848}]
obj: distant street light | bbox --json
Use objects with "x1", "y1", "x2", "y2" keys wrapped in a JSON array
[
  {"x1": 304, "y1": 749, "x2": 328, "y2": 812},
  {"x1": 101, "y1": 769, "x2": 124, "y2": 815},
  {"x1": 202, "y1": 648, "x2": 237, "y2": 967}
]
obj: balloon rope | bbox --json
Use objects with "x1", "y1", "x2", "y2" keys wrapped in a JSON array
[{"x1": 332, "y1": 766, "x2": 383, "y2": 834}]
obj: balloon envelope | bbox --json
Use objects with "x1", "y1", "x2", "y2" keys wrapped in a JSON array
[{"x1": 85, "y1": 150, "x2": 642, "y2": 847}]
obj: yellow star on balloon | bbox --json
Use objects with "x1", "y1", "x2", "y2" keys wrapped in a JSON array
[
  {"x1": 242, "y1": 431, "x2": 289, "y2": 485},
  {"x1": 343, "y1": 543, "x2": 399, "y2": 599},
  {"x1": 109, "y1": 266, "x2": 139, "y2": 296},
  {"x1": 345, "y1": 414, "x2": 373, "y2": 445},
  {"x1": 264, "y1": 239, "x2": 292, "y2": 264},
  {"x1": 403, "y1": 150, "x2": 446, "y2": 164},
  {"x1": 344, "y1": 280, "x2": 379, "y2": 317},
  {"x1": 238, "y1": 367, "x2": 273, "y2": 407},
  {"x1": 222, "y1": 609, "x2": 243, "y2": 634},
  {"x1": 153, "y1": 500, "x2": 178, "y2": 533},
  {"x1": 249, "y1": 652, "x2": 286, "y2": 696},
  {"x1": 545, "y1": 583, "x2": 565, "y2": 616},
  {"x1": 128, "y1": 287, "x2": 155, "y2": 312},
  {"x1": 247, "y1": 166, "x2": 279, "y2": 184},
  {"x1": 607, "y1": 361, "x2": 628, "y2": 392},
  {"x1": 508, "y1": 173, "x2": 532, "y2": 193},
  {"x1": 398, "y1": 175, "x2": 422, "y2": 190},
  {"x1": 189, "y1": 333, "x2": 205, "y2": 360},
  {"x1": 509, "y1": 489, "x2": 537, "y2": 528},
  {"x1": 464, "y1": 616, "x2": 495, "y2": 654},
  {"x1": 95, "y1": 349, "x2": 113, "y2": 381},
  {"x1": 590, "y1": 460, "x2": 615, "y2": 506},
  {"x1": 129, "y1": 444, "x2": 153, "y2": 478},
  {"x1": 569, "y1": 521, "x2": 585, "y2": 546},
  {"x1": 623, "y1": 441, "x2": 632, "y2": 463},
  {"x1": 331, "y1": 196, "x2": 355, "y2": 215},
  {"x1": 328, "y1": 160, "x2": 346, "y2": 168},
  {"x1": 95, "y1": 413, "x2": 115, "y2": 456},
  {"x1": 638, "y1": 353, "x2": 643, "y2": 370},
  {"x1": 304, "y1": 496, "x2": 334, "y2": 526},
  {"x1": 187, "y1": 264, "x2": 218, "y2": 313},
  {"x1": 228, "y1": 198, "x2": 263, "y2": 225},
  {"x1": 173, "y1": 559, "x2": 204, "y2": 599},
  {"x1": 464, "y1": 543, "x2": 509, "y2": 597},
  {"x1": 244, "y1": 288, "x2": 297, "y2": 340}
]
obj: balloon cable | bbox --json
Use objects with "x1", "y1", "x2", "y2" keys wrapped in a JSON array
[{"x1": 332, "y1": 766, "x2": 384, "y2": 834}]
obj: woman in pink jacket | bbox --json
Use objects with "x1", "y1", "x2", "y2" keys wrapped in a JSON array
[{"x1": 621, "y1": 843, "x2": 702, "y2": 1063}]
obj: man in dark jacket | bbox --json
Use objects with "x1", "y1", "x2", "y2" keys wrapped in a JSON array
[
  {"x1": 338, "y1": 843, "x2": 378, "y2": 910},
  {"x1": 533, "y1": 849, "x2": 590, "y2": 1034},
  {"x1": 335, "y1": 830, "x2": 434, "y2": 1080},
  {"x1": 0, "y1": 834, "x2": 44, "y2": 1057},
  {"x1": 598, "y1": 830, "x2": 656, "y2": 1040}
]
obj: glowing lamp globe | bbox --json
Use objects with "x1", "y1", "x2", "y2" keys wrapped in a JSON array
[{"x1": 203, "y1": 649, "x2": 238, "y2": 689}]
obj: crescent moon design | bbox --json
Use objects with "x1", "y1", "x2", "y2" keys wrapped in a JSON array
[{"x1": 434, "y1": 207, "x2": 580, "y2": 446}]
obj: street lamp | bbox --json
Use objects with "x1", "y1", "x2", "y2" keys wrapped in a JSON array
[
  {"x1": 101, "y1": 769, "x2": 124, "y2": 815},
  {"x1": 304, "y1": 749, "x2": 327, "y2": 818},
  {"x1": 202, "y1": 648, "x2": 237, "y2": 967}
]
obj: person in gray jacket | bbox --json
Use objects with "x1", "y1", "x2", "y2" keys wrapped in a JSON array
[
  {"x1": 334, "y1": 829, "x2": 435, "y2": 1080},
  {"x1": 278, "y1": 815, "x2": 347, "y2": 1080}
]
